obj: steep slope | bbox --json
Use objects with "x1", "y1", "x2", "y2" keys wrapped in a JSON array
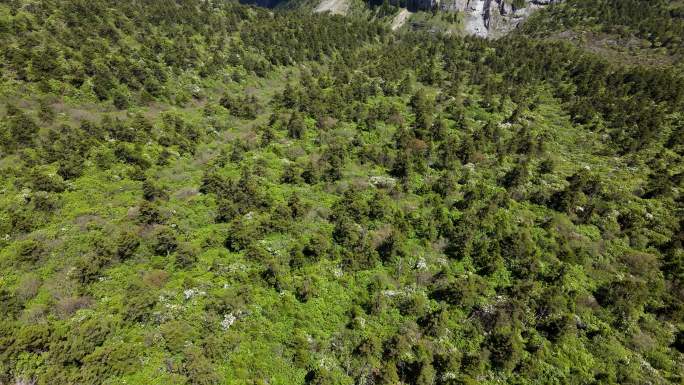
[
  {"x1": 520, "y1": 0, "x2": 684, "y2": 63},
  {"x1": 237, "y1": 0, "x2": 560, "y2": 37},
  {"x1": 362, "y1": 0, "x2": 560, "y2": 37},
  {"x1": 0, "y1": 1, "x2": 683, "y2": 385},
  {"x1": 314, "y1": 0, "x2": 350, "y2": 15},
  {"x1": 441, "y1": 0, "x2": 562, "y2": 38},
  {"x1": 391, "y1": 8, "x2": 413, "y2": 30}
]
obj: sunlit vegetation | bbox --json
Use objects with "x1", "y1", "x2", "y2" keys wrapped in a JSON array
[{"x1": 0, "y1": 1, "x2": 682, "y2": 384}]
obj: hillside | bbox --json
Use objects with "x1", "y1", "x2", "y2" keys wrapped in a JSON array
[
  {"x1": 240, "y1": 0, "x2": 560, "y2": 37},
  {"x1": 0, "y1": 1, "x2": 683, "y2": 385},
  {"x1": 520, "y1": 0, "x2": 684, "y2": 66}
]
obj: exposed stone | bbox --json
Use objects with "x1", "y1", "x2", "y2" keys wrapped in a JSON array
[
  {"x1": 183, "y1": 288, "x2": 206, "y2": 300},
  {"x1": 221, "y1": 313, "x2": 236, "y2": 330},
  {"x1": 397, "y1": 0, "x2": 561, "y2": 38},
  {"x1": 369, "y1": 175, "x2": 397, "y2": 188}
]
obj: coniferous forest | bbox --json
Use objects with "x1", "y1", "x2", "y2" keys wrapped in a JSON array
[{"x1": 0, "y1": 0, "x2": 683, "y2": 384}]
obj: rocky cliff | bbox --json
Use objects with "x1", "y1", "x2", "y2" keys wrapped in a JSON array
[
  {"x1": 244, "y1": 0, "x2": 560, "y2": 38},
  {"x1": 463, "y1": 0, "x2": 562, "y2": 37},
  {"x1": 407, "y1": 0, "x2": 561, "y2": 38}
]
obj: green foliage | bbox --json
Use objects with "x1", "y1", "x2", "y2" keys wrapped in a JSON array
[
  {"x1": 523, "y1": 0, "x2": 684, "y2": 56},
  {"x1": 0, "y1": 0, "x2": 682, "y2": 384}
]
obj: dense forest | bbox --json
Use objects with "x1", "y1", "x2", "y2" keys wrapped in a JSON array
[
  {"x1": 521, "y1": 0, "x2": 684, "y2": 57},
  {"x1": 0, "y1": 0, "x2": 682, "y2": 384}
]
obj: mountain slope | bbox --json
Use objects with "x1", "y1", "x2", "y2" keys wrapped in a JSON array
[
  {"x1": 0, "y1": 1, "x2": 682, "y2": 385},
  {"x1": 520, "y1": 0, "x2": 684, "y2": 65}
]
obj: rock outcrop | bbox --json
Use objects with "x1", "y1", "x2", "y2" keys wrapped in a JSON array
[
  {"x1": 241, "y1": 0, "x2": 559, "y2": 38},
  {"x1": 464, "y1": 0, "x2": 562, "y2": 37},
  {"x1": 405, "y1": 0, "x2": 561, "y2": 38}
]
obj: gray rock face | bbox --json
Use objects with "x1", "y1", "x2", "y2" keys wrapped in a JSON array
[{"x1": 421, "y1": 0, "x2": 561, "y2": 38}]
